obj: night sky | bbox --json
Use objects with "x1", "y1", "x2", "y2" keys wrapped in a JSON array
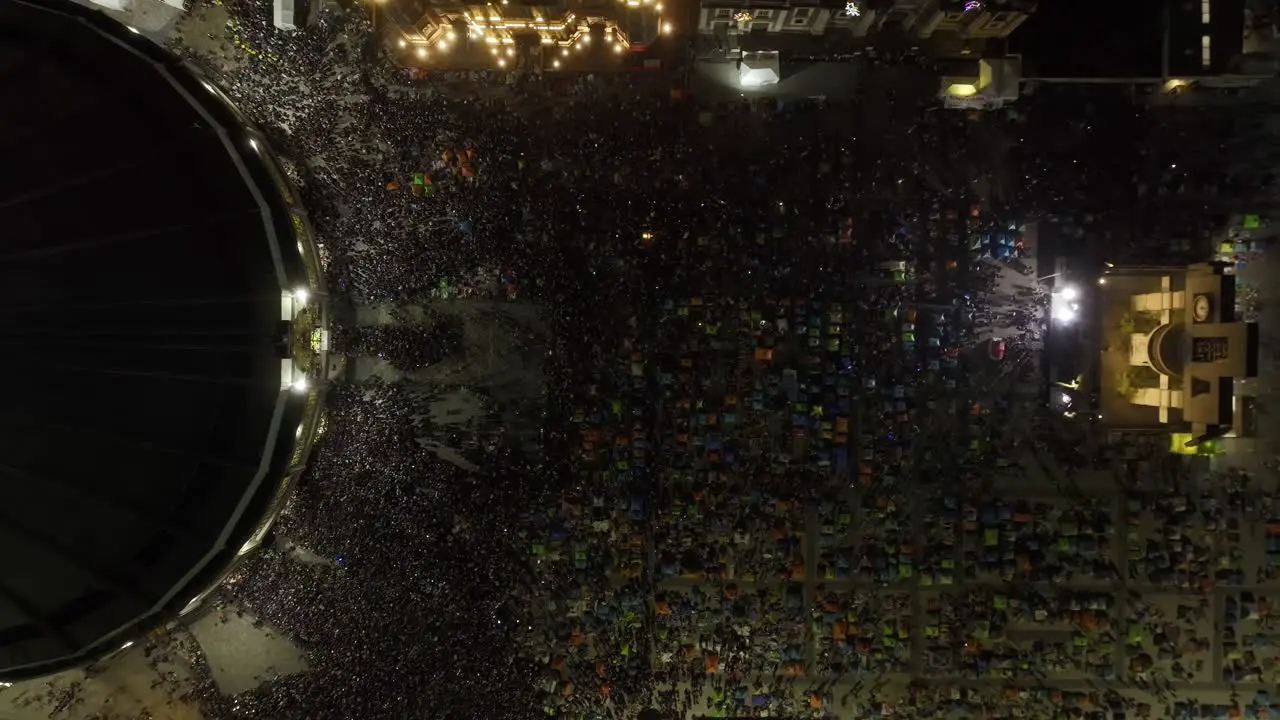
[{"x1": 1012, "y1": 0, "x2": 1167, "y2": 78}]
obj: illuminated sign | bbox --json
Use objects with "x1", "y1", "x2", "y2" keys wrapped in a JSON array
[{"x1": 1191, "y1": 336, "x2": 1229, "y2": 363}]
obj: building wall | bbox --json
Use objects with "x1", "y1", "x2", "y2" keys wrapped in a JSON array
[
  {"x1": 696, "y1": 0, "x2": 1031, "y2": 44},
  {"x1": 698, "y1": 4, "x2": 839, "y2": 37},
  {"x1": 1169, "y1": 0, "x2": 1246, "y2": 75},
  {"x1": 913, "y1": 0, "x2": 1031, "y2": 40}
]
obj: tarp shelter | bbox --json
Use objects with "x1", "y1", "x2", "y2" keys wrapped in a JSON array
[{"x1": 739, "y1": 51, "x2": 781, "y2": 89}]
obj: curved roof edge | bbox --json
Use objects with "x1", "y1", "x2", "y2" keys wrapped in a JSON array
[{"x1": 0, "y1": 0, "x2": 329, "y2": 682}]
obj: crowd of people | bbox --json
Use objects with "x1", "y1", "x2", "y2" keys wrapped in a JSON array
[{"x1": 153, "y1": 2, "x2": 1280, "y2": 720}]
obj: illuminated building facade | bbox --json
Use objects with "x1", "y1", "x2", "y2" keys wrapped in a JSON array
[
  {"x1": 695, "y1": 0, "x2": 1034, "y2": 59},
  {"x1": 1097, "y1": 263, "x2": 1259, "y2": 444},
  {"x1": 384, "y1": 0, "x2": 671, "y2": 69},
  {"x1": 0, "y1": 0, "x2": 326, "y2": 680}
]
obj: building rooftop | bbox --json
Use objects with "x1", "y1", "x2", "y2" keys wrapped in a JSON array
[{"x1": 0, "y1": 0, "x2": 320, "y2": 680}]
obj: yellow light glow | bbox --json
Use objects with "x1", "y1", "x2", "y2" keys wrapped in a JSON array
[
  {"x1": 945, "y1": 83, "x2": 978, "y2": 97},
  {"x1": 553, "y1": 59, "x2": 561, "y2": 68},
  {"x1": 417, "y1": 46, "x2": 428, "y2": 58},
  {"x1": 575, "y1": 43, "x2": 583, "y2": 51},
  {"x1": 614, "y1": 42, "x2": 624, "y2": 53},
  {"x1": 562, "y1": 47, "x2": 570, "y2": 55},
  {"x1": 506, "y1": 47, "x2": 515, "y2": 56},
  {"x1": 447, "y1": 30, "x2": 457, "y2": 39},
  {"x1": 491, "y1": 46, "x2": 500, "y2": 54},
  {"x1": 582, "y1": 34, "x2": 590, "y2": 44},
  {"x1": 498, "y1": 58, "x2": 506, "y2": 67},
  {"x1": 501, "y1": 37, "x2": 514, "y2": 44},
  {"x1": 398, "y1": 38, "x2": 407, "y2": 48},
  {"x1": 662, "y1": 21, "x2": 672, "y2": 34},
  {"x1": 486, "y1": 36, "x2": 499, "y2": 43},
  {"x1": 489, "y1": 15, "x2": 500, "y2": 20},
  {"x1": 655, "y1": 2, "x2": 662, "y2": 9},
  {"x1": 438, "y1": 38, "x2": 450, "y2": 48},
  {"x1": 541, "y1": 36, "x2": 554, "y2": 43}
]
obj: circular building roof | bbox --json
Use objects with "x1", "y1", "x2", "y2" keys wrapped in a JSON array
[
  {"x1": 0, "y1": 0, "x2": 320, "y2": 679},
  {"x1": 1149, "y1": 323, "x2": 1188, "y2": 378}
]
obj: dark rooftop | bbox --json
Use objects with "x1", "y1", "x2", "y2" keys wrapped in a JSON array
[{"x1": 0, "y1": 0, "x2": 313, "y2": 679}]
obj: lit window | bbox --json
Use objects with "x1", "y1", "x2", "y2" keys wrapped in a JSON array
[
  {"x1": 754, "y1": 8, "x2": 773, "y2": 18},
  {"x1": 1201, "y1": 0, "x2": 1210, "y2": 24},
  {"x1": 1202, "y1": 34, "x2": 1211, "y2": 67}
]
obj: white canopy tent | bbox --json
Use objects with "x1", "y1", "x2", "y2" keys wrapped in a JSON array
[
  {"x1": 739, "y1": 51, "x2": 780, "y2": 89},
  {"x1": 274, "y1": 0, "x2": 297, "y2": 30}
]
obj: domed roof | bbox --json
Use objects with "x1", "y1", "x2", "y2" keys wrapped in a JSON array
[
  {"x1": 1149, "y1": 323, "x2": 1187, "y2": 377},
  {"x1": 0, "y1": 0, "x2": 319, "y2": 679}
]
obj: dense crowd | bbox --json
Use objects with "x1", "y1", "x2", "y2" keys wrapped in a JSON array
[
  {"x1": 154, "y1": 2, "x2": 1280, "y2": 720},
  {"x1": 160, "y1": 3, "x2": 1076, "y2": 718}
]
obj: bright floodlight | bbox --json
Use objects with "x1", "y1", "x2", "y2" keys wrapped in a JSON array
[
  {"x1": 292, "y1": 377, "x2": 309, "y2": 393},
  {"x1": 845, "y1": 1, "x2": 861, "y2": 16},
  {"x1": 1059, "y1": 285, "x2": 1080, "y2": 302},
  {"x1": 1054, "y1": 306, "x2": 1077, "y2": 324},
  {"x1": 294, "y1": 288, "x2": 309, "y2": 304},
  {"x1": 1060, "y1": 393, "x2": 1072, "y2": 405}
]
